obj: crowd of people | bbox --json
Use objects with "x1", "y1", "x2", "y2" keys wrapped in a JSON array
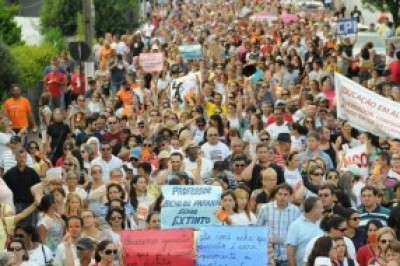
[{"x1": 1, "y1": 0, "x2": 400, "y2": 265}]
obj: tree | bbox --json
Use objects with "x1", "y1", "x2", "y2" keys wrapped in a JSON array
[
  {"x1": 0, "y1": 0, "x2": 22, "y2": 46},
  {"x1": 0, "y1": 41, "x2": 20, "y2": 100},
  {"x1": 361, "y1": 0, "x2": 400, "y2": 26}
]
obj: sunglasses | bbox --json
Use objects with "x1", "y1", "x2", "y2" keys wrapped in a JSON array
[
  {"x1": 64, "y1": 163, "x2": 72, "y2": 166},
  {"x1": 104, "y1": 249, "x2": 118, "y2": 255},
  {"x1": 111, "y1": 216, "x2": 123, "y2": 221},
  {"x1": 109, "y1": 121, "x2": 117, "y2": 125},
  {"x1": 327, "y1": 175, "x2": 338, "y2": 180},
  {"x1": 305, "y1": 120, "x2": 313, "y2": 123},
  {"x1": 380, "y1": 239, "x2": 392, "y2": 244},
  {"x1": 260, "y1": 138, "x2": 270, "y2": 142},
  {"x1": 8, "y1": 247, "x2": 23, "y2": 252},
  {"x1": 350, "y1": 217, "x2": 360, "y2": 221},
  {"x1": 143, "y1": 144, "x2": 152, "y2": 147},
  {"x1": 208, "y1": 134, "x2": 218, "y2": 137},
  {"x1": 234, "y1": 164, "x2": 245, "y2": 167}
]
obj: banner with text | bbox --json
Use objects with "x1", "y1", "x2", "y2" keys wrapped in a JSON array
[
  {"x1": 121, "y1": 229, "x2": 194, "y2": 266},
  {"x1": 342, "y1": 144, "x2": 368, "y2": 177},
  {"x1": 179, "y1": 45, "x2": 202, "y2": 60},
  {"x1": 335, "y1": 73, "x2": 400, "y2": 139},
  {"x1": 197, "y1": 226, "x2": 269, "y2": 266},
  {"x1": 139, "y1": 53, "x2": 164, "y2": 72},
  {"x1": 170, "y1": 71, "x2": 201, "y2": 103},
  {"x1": 161, "y1": 185, "x2": 222, "y2": 229}
]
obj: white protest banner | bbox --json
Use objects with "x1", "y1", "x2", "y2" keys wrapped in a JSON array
[
  {"x1": 335, "y1": 72, "x2": 400, "y2": 139},
  {"x1": 139, "y1": 52, "x2": 164, "y2": 72},
  {"x1": 178, "y1": 45, "x2": 202, "y2": 60},
  {"x1": 170, "y1": 71, "x2": 201, "y2": 102},
  {"x1": 160, "y1": 185, "x2": 222, "y2": 229},
  {"x1": 342, "y1": 144, "x2": 369, "y2": 177}
]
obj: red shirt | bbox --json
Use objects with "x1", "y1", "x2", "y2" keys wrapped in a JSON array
[
  {"x1": 265, "y1": 113, "x2": 293, "y2": 126},
  {"x1": 70, "y1": 73, "x2": 86, "y2": 95},
  {"x1": 356, "y1": 244, "x2": 377, "y2": 266},
  {"x1": 102, "y1": 131, "x2": 122, "y2": 143},
  {"x1": 45, "y1": 71, "x2": 66, "y2": 97},
  {"x1": 389, "y1": 60, "x2": 400, "y2": 84}
]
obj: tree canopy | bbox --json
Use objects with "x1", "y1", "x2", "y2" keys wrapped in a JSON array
[
  {"x1": 361, "y1": 0, "x2": 400, "y2": 26},
  {"x1": 0, "y1": 0, "x2": 22, "y2": 46}
]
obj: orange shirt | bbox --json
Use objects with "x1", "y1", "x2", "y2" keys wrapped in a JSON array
[
  {"x1": 100, "y1": 47, "x2": 113, "y2": 63},
  {"x1": 3, "y1": 97, "x2": 32, "y2": 129},
  {"x1": 116, "y1": 89, "x2": 133, "y2": 106}
]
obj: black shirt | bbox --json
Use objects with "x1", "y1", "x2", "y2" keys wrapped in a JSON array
[
  {"x1": 249, "y1": 163, "x2": 284, "y2": 192},
  {"x1": 3, "y1": 166, "x2": 40, "y2": 204},
  {"x1": 47, "y1": 122, "x2": 71, "y2": 161}
]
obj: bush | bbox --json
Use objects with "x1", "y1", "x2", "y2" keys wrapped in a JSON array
[
  {"x1": 43, "y1": 27, "x2": 66, "y2": 52},
  {"x1": 0, "y1": 41, "x2": 20, "y2": 100},
  {"x1": 10, "y1": 43, "x2": 58, "y2": 91},
  {"x1": 0, "y1": 0, "x2": 23, "y2": 46}
]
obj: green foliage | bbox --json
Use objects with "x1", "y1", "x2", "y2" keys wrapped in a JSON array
[
  {"x1": 93, "y1": 0, "x2": 138, "y2": 37},
  {"x1": 58, "y1": 0, "x2": 82, "y2": 36},
  {"x1": 0, "y1": 0, "x2": 23, "y2": 46},
  {"x1": 0, "y1": 41, "x2": 20, "y2": 100},
  {"x1": 40, "y1": 0, "x2": 61, "y2": 33},
  {"x1": 10, "y1": 43, "x2": 58, "y2": 91},
  {"x1": 43, "y1": 27, "x2": 66, "y2": 52}
]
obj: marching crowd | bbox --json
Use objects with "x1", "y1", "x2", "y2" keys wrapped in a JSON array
[{"x1": 1, "y1": 0, "x2": 400, "y2": 265}]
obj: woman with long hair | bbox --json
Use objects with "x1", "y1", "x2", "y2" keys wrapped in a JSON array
[
  {"x1": 209, "y1": 114, "x2": 226, "y2": 142},
  {"x1": 234, "y1": 188, "x2": 257, "y2": 225},
  {"x1": 81, "y1": 209, "x2": 112, "y2": 244},
  {"x1": 106, "y1": 208, "x2": 125, "y2": 244},
  {"x1": 215, "y1": 190, "x2": 238, "y2": 226},
  {"x1": 335, "y1": 121, "x2": 360, "y2": 151},
  {"x1": 94, "y1": 240, "x2": 119, "y2": 266},
  {"x1": 79, "y1": 144, "x2": 95, "y2": 170},
  {"x1": 6, "y1": 238, "x2": 34, "y2": 266},
  {"x1": 356, "y1": 220, "x2": 384, "y2": 266},
  {"x1": 146, "y1": 211, "x2": 161, "y2": 229},
  {"x1": 284, "y1": 151, "x2": 302, "y2": 187},
  {"x1": 307, "y1": 236, "x2": 338, "y2": 266},
  {"x1": 250, "y1": 168, "x2": 278, "y2": 212},
  {"x1": 51, "y1": 186, "x2": 66, "y2": 216},
  {"x1": 243, "y1": 113, "x2": 263, "y2": 155},
  {"x1": 335, "y1": 237, "x2": 358, "y2": 266},
  {"x1": 64, "y1": 193, "x2": 84, "y2": 220},
  {"x1": 86, "y1": 165, "x2": 107, "y2": 212},
  {"x1": 129, "y1": 175, "x2": 155, "y2": 229},
  {"x1": 37, "y1": 195, "x2": 65, "y2": 253}
]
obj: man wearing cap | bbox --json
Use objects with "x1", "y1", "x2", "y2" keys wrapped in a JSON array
[
  {"x1": 183, "y1": 141, "x2": 213, "y2": 180},
  {"x1": 65, "y1": 237, "x2": 96, "y2": 266},
  {"x1": 126, "y1": 147, "x2": 142, "y2": 174},
  {"x1": 0, "y1": 135, "x2": 34, "y2": 176},
  {"x1": 266, "y1": 107, "x2": 290, "y2": 141}
]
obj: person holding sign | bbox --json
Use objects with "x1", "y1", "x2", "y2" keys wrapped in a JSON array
[{"x1": 215, "y1": 190, "x2": 239, "y2": 225}]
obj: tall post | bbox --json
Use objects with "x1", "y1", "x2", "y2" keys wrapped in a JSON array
[{"x1": 82, "y1": 0, "x2": 93, "y2": 49}]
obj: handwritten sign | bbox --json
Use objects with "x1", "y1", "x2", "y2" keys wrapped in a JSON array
[
  {"x1": 121, "y1": 229, "x2": 194, "y2": 266},
  {"x1": 139, "y1": 53, "x2": 164, "y2": 73},
  {"x1": 161, "y1": 185, "x2": 222, "y2": 229},
  {"x1": 197, "y1": 226, "x2": 269, "y2": 266},
  {"x1": 342, "y1": 144, "x2": 368, "y2": 177},
  {"x1": 335, "y1": 72, "x2": 400, "y2": 139},
  {"x1": 179, "y1": 45, "x2": 202, "y2": 60},
  {"x1": 170, "y1": 71, "x2": 201, "y2": 103}
]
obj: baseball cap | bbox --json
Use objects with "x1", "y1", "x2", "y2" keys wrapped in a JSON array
[
  {"x1": 77, "y1": 238, "x2": 95, "y2": 250},
  {"x1": 277, "y1": 133, "x2": 291, "y2": 143},
  {"x1": 130, "y1": 147, "x2": 142, "y2": 159},
  {"x1": 10, "y1": 135, "x2": 21, "y2": 143},
  {"x1": 275, "y1": 99, "x2": 286, "y2": 107},
  {"x1": 158, "y1": 150, "x2": 170, "y2": 160},
  {"x1": 341, "y1": 165, "x2": 361, "y2": 176},
  {"x1": 183, "y1": 141, "x2": 198, "y2": 151}
]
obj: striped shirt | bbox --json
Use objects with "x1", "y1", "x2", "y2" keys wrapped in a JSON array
[
  {"x1": 357, "y1": 205, "x2": 390, "y2": 228},
  {"x1": 0, "y1": 150, "x2": 34, "y2": 174},
  {"x1": 257, "y1": 201, "x2": 301, "y2": 261}
]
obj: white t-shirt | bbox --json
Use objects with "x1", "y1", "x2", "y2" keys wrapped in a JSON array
[
  {"x1": 28, "y1": 244, "x2": 54, "y2": 266},
  {"x1": 63, "y1": 186, "x2": 88, "y2": 201},
  {"x1": 266, "y1": 122, "x2": 290, "y2": 140},
  {"x1": 90, "y1": 155, "x2": 123, "y2": 182},
  {"x1": 303, "y1": 235, "x2": 356, "y2": 263},
  {"x1": 201, "y1": 142, "x2": 231, "y2": 162},
  {"x1": 230, "y1": 212, "x2": 257, "y2": 225},
  {"x1": 183, "y1": 157, "x2": 213, "y2": 179},
  {"x1": 284, "y1": 167, "x2": 302, "y2": 187},
  {"x1": 0, "y1": 132, "x2": 12, "y2": 156},
  {"x1": 243, "y1": 129, "x2": 260, "y2": 155}
]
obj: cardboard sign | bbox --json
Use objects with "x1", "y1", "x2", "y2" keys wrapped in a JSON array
[
  {"x1": 170, "y1": 71, "x2": 201, "y2": 102},
  {"x1": 121, "y1": 229, "x2": 194, "y2": 266},
  {"x1": 160, "y1": 185, "x2": 222, "y2": 229},
  {"x1": 336, "y1": 18, "x2": 358, "y2": 35},
  {"x1": 179, "y1": 45, "x2": 202, "y2": 60},
  {"x1": 139, "y1": 53, "x2": 164, "y2": 73},
  {"x1": 335, "y1": 72, "x2": 400, "y2": 139},
  {"x1": 197, "y1": 226, "x2": 269, "y2": 266}
]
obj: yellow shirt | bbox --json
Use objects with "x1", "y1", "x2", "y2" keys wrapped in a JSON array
[
  {"x1": 0, "y1": 204, "x2": 15, "y2": 248},
  {"x1": 205, "y1": 101, "x2": 227, "y2": 118}
]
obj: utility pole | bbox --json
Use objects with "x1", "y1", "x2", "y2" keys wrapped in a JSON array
[{"x1": 82, "y1": 0, "x2": 94, "y2": 49}]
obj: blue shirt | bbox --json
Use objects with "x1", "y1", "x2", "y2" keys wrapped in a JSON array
[
  {"x1": 286, "y1": 215, "x2": 323, "y2": 266},
  {"x1": 300, "y1": 150, "x2": 334, "y2": 170}
]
